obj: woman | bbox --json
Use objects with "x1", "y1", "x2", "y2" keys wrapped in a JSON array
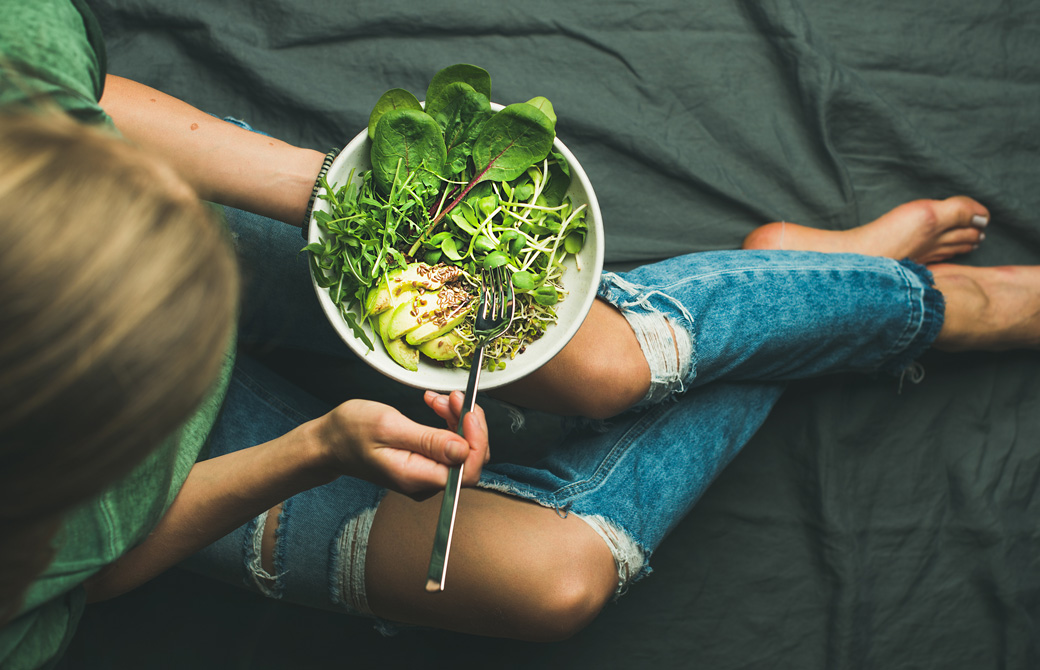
[{"x1": 5, "y1": 1, "x2": 1040, "y2": 667}]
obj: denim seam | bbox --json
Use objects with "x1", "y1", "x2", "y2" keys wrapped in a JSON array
[{"x1": 551, "y1": 404, "x2": 671, "y2": 504}]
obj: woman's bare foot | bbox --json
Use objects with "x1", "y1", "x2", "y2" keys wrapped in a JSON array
[
  {"x1": 932, "y1": 263, "x2": 1040, "y2": 351},
  {"x1": 742, "y1": 196, "x2": 990, "y2": 264}
]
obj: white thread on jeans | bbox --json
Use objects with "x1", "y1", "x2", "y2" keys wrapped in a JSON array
[
  {"x1": 574, "y1": 513, "x2": 647, "y2": 597},
  {"x1": 897, "y1": 360, "x2": 926, "y2": 393},
  {"x1": 246, "y1": 510, "x2": 283, "y2": 598},
  {"x1": 601, "y1": 273, "x2": 695, "y2": 406},
  {"x1": 624, "y1": 311, "x2": 693, "y2": 407},
  {"x1": 332, "y1": 506, "x2": 377, "y2": 615}
]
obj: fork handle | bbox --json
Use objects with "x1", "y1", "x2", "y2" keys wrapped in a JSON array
[
  {"x1": 425, "y1": 346, "x2": 485, "y2": 591},
  {"x1": 455, "y1": 347, "x2": 484, "y2": 436}
]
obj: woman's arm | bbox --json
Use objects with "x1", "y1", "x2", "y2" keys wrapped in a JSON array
[
  {"x1": 83, "y1": 393, "x2": 488, "y2": 601},
  {"x1": 99, "y1": 74, "x2": 326, "y2": 225}
]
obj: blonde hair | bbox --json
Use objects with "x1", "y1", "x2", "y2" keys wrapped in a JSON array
[{"x1": 0, "y1": 111, "x2": 240, "y2": 621}]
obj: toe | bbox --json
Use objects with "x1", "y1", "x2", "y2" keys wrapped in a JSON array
[{"x1": 934, "y1": 195, "x2": 990, "y2": 230}]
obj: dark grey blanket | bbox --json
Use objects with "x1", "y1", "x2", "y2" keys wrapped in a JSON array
[{"x1": 64, "y1": 1, "x2": 1040, "y2": 667}]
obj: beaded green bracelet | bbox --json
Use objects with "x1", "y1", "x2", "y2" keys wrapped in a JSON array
[{"x1": 301, "y1": 148, "x2": 341, "y2": 239}]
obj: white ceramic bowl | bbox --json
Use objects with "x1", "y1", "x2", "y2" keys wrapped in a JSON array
[{"x1": 308, "y1": 108, "x2": 604, "y2": 392}]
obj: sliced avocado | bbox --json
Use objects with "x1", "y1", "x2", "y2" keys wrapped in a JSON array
[
  {"x1": 385, "y1": 291, "x2": 425, "y2": 341},
  {"x1": 364, "y1": 262, "x2": 465, "y2": 316},
  {"x1": 374, "y1": 307, "x2": 396, "y2": 343},
  {"x1": 374, "y1": 307, "x2": 419, "y2": 371},
  {"x1": 405, "y1": 302, "x2": 470, "y2": 345},
  {"x1": 418, "y1": 331, "x2": 464, "y2": 361},
  {"x1": 363, "y1": 277, "x2": 394, "y2": 317},
  {"x1": 383, "y1": 336, "x2": 419, "y2": 371},
  {"x1": 384, "y1": 285, "x2": 467, "y2": 341}
]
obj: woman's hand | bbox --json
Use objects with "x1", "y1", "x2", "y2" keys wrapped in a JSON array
[{"x1": 316, "y1": 394, "x2": 489, "y2": 499}]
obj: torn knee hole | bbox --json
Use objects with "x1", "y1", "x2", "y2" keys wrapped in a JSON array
[
  {"x1": 247, "y1": 505, "x2": 284, "y2": 597},
  {"x1": 261, "y1": 503, "x2": 281, "y2": 575}
]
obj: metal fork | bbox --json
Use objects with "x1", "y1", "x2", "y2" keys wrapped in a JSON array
[{"x1": 425, "y1": 265, "x2": 516, "y2": 592}]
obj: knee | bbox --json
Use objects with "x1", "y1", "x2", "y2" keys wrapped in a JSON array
[
  {"x1": 568, "y1": 354, "x2": 649, "y2": 420},
  {"x1": 520, "y1": 553, "x2": 616, "y2": 641}
]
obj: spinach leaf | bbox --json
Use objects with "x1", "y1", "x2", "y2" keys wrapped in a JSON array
[
  {"x1": 471, "y1": 103, "x2": 555, "y2": 184},
  {"x1": 425, "y1": 64, "x2": 492, "y2": 118},
  {"x1": 368, "y1": 88, "x2": 423, "y2": 140},
  {"x1": 370, "y1": 108, "x2": 446, "y2": 195},
  {"x1": 431, "y1": 82, "x2": 493, "y2": 177},
  {"x1": 524, "y1": 96, "x2": 557, "y2": 129}
]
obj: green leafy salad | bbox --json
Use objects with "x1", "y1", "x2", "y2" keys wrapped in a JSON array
[{"x1": 306, "y1": 64, "x2": 589, "y2": 372}]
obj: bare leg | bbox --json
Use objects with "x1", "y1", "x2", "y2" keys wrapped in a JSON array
[
  {"x1": 742, "y1": 196, "x2": 990, "y2": 263},
  {"x1": 931, "y1": 264, "x2": 1040, "y2": 351},
  {"x1": 497, "y1": 196, "x2": 1023, "y2": 419},
  {"x1": 260, "y1": 489, "x2": 616, "y2": 641},
  {"x1": 495, "y1": 298, "x2": 651, "y2": 419},
  {"x1": 366, "y1": 489, "x2": 617, "y2": 641}
]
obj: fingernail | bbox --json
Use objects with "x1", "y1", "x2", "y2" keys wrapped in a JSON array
[{"x1": 971, "y1": 215, "x2": 989, "y2": 228}]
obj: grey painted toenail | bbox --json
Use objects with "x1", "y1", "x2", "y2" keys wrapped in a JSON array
[{"x1": 971, "y1": 215, "x2": 989, "y2": 228}]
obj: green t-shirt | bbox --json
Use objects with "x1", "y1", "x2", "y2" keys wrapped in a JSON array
[
  {"x1": 0, "y1": 2, "x2": 235, "y2": 668},
  {"x1": 0, "y1": 0, "x2": 108, "y2": 124}
]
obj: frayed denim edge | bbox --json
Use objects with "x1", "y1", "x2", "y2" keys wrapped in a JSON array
[
  {"x1": 328, "y1": 505, "x2": 380, "y2": 618},
  {"x1": 244, "y1": 509, "x2": 286, "y2": 599},
  {"x1": 598, "y1": 272, "x2": 696, "y2": 409}
]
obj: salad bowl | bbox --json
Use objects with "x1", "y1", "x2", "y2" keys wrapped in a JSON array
[{"x1": 308, "y1": 107, "x2": 604, "y2": 392}]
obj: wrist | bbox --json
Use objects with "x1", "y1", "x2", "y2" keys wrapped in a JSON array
[
  {"x1": 299, "y1": 147, "x2": 341, "y2": 238},
  {"x1": 288, "y1": 417, "x2": 340, "y2": 487}
]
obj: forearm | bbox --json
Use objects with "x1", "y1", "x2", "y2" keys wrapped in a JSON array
[
  {"x1": 82, "y1": 395, "x2": 486, "y2": 602},
  {"x1": 83, "y1": 420, "x2": 333, "y2": 602},
  {"x1": 99, "y1": 75, "x2": 325, "y2": 225}
]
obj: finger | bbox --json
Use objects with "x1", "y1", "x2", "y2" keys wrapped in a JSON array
[
  {"x1": 383, "y1": 451, "x2": 452, "y2": 497},
  {"x1": 423, "y1": 390, "x2": 458, "y2": 429},
  {"x1": 458, "y1": 404, "x2": 490, "y2": 484},
  {"x1": 447, "y1": 390, "x2": 467, "y2": 418}
]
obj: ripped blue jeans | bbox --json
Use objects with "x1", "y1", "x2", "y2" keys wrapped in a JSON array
[{"x1": 182, "y1": 206, "x2": 943, "y2": 617}]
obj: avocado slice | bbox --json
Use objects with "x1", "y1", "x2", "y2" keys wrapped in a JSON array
[
  {"x1": 385, "y1": 290, "x2": 425, "y2": 341},
  {"x1": 405, "y1": 302, "x2": 470, "y2": 345},
  {"x1": 363, "y1": 262, "x2": 466, "y2": 316},
  {"x1": 418, "y1": 331, "x2": 464, "y2": 361},
  {"x1": 374, "y1": 308, "x2": 419, "y2": 371},
  {"x1": 386, "y1": 283, "x2": 472, "y2": 342},
  {"x1": 383, "y1": 336, "x2": 419, "y2": 371}
]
